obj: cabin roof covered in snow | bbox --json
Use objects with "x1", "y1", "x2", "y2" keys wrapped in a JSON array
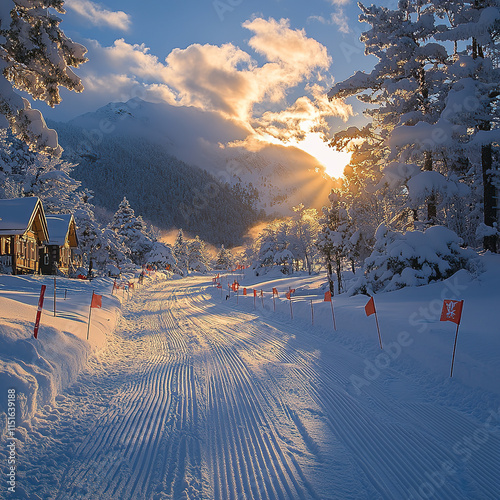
[
  {"x1": 0, "y1": 197, "x2": 49, "y2": 241},
  {"x1": 46, "y1": 214, "x2": 78, "y2": 247}
]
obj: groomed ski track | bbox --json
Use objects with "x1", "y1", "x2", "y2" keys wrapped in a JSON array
[{"x1": 24, "y1": 276, "x2": 500, "y2": 500}]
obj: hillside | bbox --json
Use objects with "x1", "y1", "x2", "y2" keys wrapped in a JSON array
[{"x1": 49, "y1": 99, "x2": 336, "y2": 244}]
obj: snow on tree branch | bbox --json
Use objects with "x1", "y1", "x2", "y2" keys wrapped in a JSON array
[{"x1": 0, "y1": 0, "x2": 87, "y2": 155}]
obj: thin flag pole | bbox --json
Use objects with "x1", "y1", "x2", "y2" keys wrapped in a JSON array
[
  {"x1": 273, "y1": 293, "x2": 276, "y2": 312},
  {"x1": 450, "y1": 322, "x2": 460, "y2": 378},
  {"x1": 374, "y1": 309, "x2": 383, "y2": 349},
  {"x1": 310, "y1": 300, "x2": 314, "y2": 326},
  {"x1": 260, "y1": 291, "x2": 264, "y2": 308},
  {"x1": 330, "y1": 300, "x2": 337, "y2": 331},
  {"x1": 236, "y1": 289, "x2": 239, "y2": 304},
  {"x1": 253, "y1": 291, "x2": 256, "y2": 309},
  {"x1": 289, "y1": 289, "x2": 293, "y2": 320},
  {"x1": 87, "y1": 291, "x2": 94, "y2": 340}
]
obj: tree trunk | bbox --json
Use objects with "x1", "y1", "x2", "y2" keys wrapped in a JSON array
[
  {"x1": 327, "y1": 260, "x2": 334, "y2": 296},
  {"x1": 481, "y1": 141, "x2": 498, "y2": 252},
  {"x1": 305, "y1": 251, "x2": 312, "y2": 275},
  {"x1": 335, "y1": 257, "x2": 342, "y2": 295},
  {"x1": 424, "y1": 151, "x2": 437, "y2": 224}
]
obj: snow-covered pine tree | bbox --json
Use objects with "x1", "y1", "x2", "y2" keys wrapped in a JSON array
[
  {"x1": 110, "y1": 197, "x2": 153, "y2": 265},
  {"x1": 316, "y1": 191, "x2": 356, "y2": 294},
  {"x1": 146, "y1": 241, "x2": 177, "y2": 271},
  {"x1": 328, "y1": 0, "x2": 460, "y2": 228},
  {"x1": 187, "y1": 235, "x2": 210, "y2": 273},
  {"x1": 74, "y1": 192, "x2": 132, "y2": 276},
  {"x1": 173, "y1": 229, "x2": 189, "y2": 275},
  {"x1": 289, "y1": 204, "x2": 319, "y2": 275},
  {"x1": 214, "y1": 244, "x2": 233, "y2": 270},
  {"x1": 430, "y1": 0, "x2": 500, "y2": 252},
  {"x1": 350, "y1": 223, "x2": 480, "y2": 294},
  {"x1": 0, "y1": 0, "x2": 87, "y2": 154},
  {"x1": 0, "y1": 130, "x2": 81, "y2": 211}
]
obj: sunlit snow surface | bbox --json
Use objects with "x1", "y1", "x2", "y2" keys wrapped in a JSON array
[{"x1": 1, "y1": 258, "x2": 499, "y2": 499}]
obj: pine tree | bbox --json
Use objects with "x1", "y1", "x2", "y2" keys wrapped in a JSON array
[
  {"x1": 173, "y1": 229, "x2": 189, "y2": 275},
  {"x1": 0, "y1": 0, "x2": 87, "y2": 153},
  {"x1": 215, "y1": 244, "x2": 233, "y2": 270},
  {"x1": 110, "y1": 197, "x2": 153, "y2": 264},
  {"x1": 289, "y1": 204, "x2": 319, "y2": 274},
  {"x1": 187, "y1": 235, "x2": 210, "y2": 273},
  {"x1": 431, "y1": 0, "x2": 500, "y2": 252},
  {"x1": 0, "y1": 130, "x2": 81, "y2": 211},
  {"x1": 316, "y1": 191, "x2": 356, "y2": 294},
  {"x1": 328, "y1": 1, "x2": 457, "y2": 226},
  {"x1": 146, "y1": 241, "x2": 177, "y2": 271},
  {"x1": 74, "y1": 192, "x2": 132, "y2": 276}
]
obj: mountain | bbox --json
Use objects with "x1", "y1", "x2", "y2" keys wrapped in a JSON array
[{"x1": 50, "y1": 98, "x2": 336, "y2": 245}]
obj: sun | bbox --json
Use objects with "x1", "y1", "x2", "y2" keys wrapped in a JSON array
[{"x1": 293, "y1": 132, "x2": 351, "y2": 178}]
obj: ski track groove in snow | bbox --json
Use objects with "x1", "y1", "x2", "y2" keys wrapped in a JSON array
[{"x1": 18, "y1": 276, "x2": 500, "y2": 500}]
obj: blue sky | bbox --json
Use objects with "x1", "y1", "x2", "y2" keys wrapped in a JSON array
[{"x1": 39, "y1": 0, "x2": 393, "y2": 176}]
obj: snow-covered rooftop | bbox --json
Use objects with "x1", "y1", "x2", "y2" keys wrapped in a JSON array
[
  {"x1": 0, "y1": 197, "x2": 48, "y2": 239},
  {"x1": 46, "y1": 214, "x2": 77, "y2": 247}
]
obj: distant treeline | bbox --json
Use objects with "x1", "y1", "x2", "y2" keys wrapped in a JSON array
[{"x1": 52, "y1": 121, "x2": 264, "y2": 246}]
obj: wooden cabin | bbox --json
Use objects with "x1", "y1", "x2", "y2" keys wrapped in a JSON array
[
  {"x1": 0, "y1": 197, "x2": 49, "y2": 274},
  {"x1": 41, "y1": 214, "x2": 80, "y2": 275}
]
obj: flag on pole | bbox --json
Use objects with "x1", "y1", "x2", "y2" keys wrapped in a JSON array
[
  {"x1": 324, "y1": 290, "x2": 336, "y2": 330},
  {"x1": 440, "y1": 300, "x2": 463, "y2": 325},
  {"x1": 272, "y1": 287, "x2": 278, "y2": 297},
  {"x1": 34, "y1": 285, "x2": 47, "y2": 339},
  {"x1": 365, "y1": 296, "x2": 382, "y2": 349},
  {"x1": 243, "y1": 288, "x2": 247, "y2": 296},
  {"x1": 365, "y1": 296, "x2": 376, "y2": 317},
  {"x1": 253, "y1": 289, "x2": 257, "y2": 297},
  {"x1": 440, "y1": 299, "x2": 464, "y2": 377},
  {"x1": 91, "y1": 293, "x2": 102, "y2": 309},
  {"x1": 217, "y1": 282, "x2": 222, "y2": 289},
  {"x1": 87, "y1": 291, "x2": 101, "y2": 340}
]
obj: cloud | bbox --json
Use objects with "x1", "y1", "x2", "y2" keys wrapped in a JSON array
[
  {"x1": 46, "y1": 16, "x2": 353, "y2": 163},
  {"x1": 309, "y1": 11, "x2": 351, "y2": 34},
  {"x1": 330, "y1": 10, "x2": 351, "y2": 34},
  {"x1": 65, "y1": 0, "x2": 131, "y2": 31}
]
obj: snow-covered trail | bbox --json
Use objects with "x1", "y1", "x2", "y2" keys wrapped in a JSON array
[{"x1": 21, "y1": 276, "x2": 500, "y2": 500}]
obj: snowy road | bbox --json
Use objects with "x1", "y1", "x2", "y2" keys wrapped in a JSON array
[{"x1": 21, "y1": 277, "x2": 500, "y2": 500}]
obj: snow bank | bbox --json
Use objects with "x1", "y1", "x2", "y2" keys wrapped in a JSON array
[
  {"x1": 350, "y1": 224, "x2": 481, "y2": 294},
  {"x1": 0, "y1": 274, "x2": 121, "y2": 439}
]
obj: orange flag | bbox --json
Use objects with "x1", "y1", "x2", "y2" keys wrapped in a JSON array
[
  {"x1": 440, "y1": 300, "x2": 463, "y2": 325},
  {"x1": 324, "y1": 291, "x2": 332, "y2": 302},
  {"x1": 285, "y1": 289, "x2": 295, "y2": 300},
  {"x1": 272, "y1": 287, "x2": 278, "y2": 296},
  {"x1": 243, "y1": 288, "x2": 247, "y2": 296},
  {"x1": 253, "y1": 289, "x2": 257, "y2": 297},
  {"x1": 91, "y1": 293, "x2": 102, "y2": 309},
  {"x1": 365, "y1": 296, "x2": 376, "y2": 317}
]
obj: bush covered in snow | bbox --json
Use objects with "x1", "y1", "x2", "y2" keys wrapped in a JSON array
[{"x1": 349, "y1": 224, "x2": 481, "y2": 295}]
